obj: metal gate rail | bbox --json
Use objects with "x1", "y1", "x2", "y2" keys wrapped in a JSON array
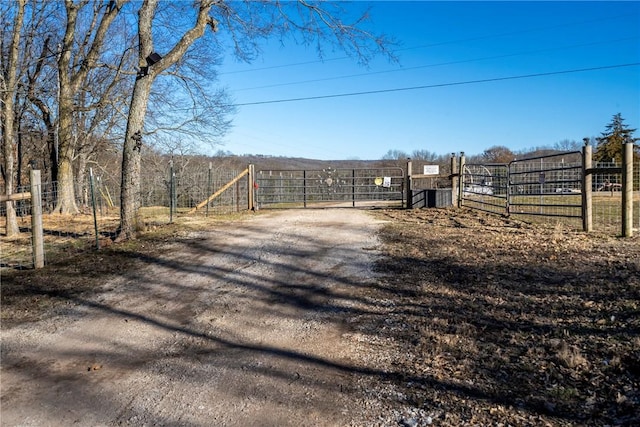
[
  {"x1": 255, "y1": 167, "x2": 404, "y2": 208},
  {"x1": 461, "y1": 163, "x2": 508, "y2": 215},
  {"x1": 461, "y1": 152, "x2": 583, "y2": 220},
  {"x1": 508, "y1": 151, "x2": 582, "y2": 219}
]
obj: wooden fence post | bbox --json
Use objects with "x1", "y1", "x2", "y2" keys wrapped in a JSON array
[
  {"x1": 30, "y1": 169, "x2": 45, "y2": 268},
  {"x1": 622, "y1": 142, "x2": 634, "y2": 237},
  {"x1": 450, "y1": 153, "x2": 458, "y2": 208},
  {"x1": 458, "y1": 152, "x2": 466, "y2": 208},
  {"x1": 582, "y1": 140, "x2": 593, "y2": 232},
  {"x1": 248, "y1": 164, "x2": 255, "y2": 210}
]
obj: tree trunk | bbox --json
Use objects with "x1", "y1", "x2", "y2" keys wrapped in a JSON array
[
  {"x1": 48, "y1": 123, "x2": 58, "y2": 184},
  {"x1": 117, "y1": 0, "x2": 213, "y2": 240},
  {"x1": 3, "y1": 152, "x2": 19, "y2": 236},
  {"x1": 1, "y1": 0, "x2": 26, "y2": 237},
  {"x1": 53, "y1": 99, "x2": 79, "y2": 214},
  {"x1": 52, "y1": 0, "x2": 124, "y2": 214},
  {"x1": 118, "y1": 76, "x2": 153, "y2": 239}
]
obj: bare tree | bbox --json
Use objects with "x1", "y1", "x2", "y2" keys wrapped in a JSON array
[
  {"x1": 481, "y1": 145, "x2": 515, "y2": 163},
  {"x1": 1, "y1": 0, "x2": 26, "y2": 237},
  {"x1": 2, "y1": 1, "x2": 61, "y2": 188},
  {"x1": 25, "y1": 35, "x2": 57, "y2": 182},
  {"x1": 117, "y1": 0, "x2": 392, "y2": 239},
  {"x1": 118, "y1": 0, "x2": 216, "y2": 239},
  {"x1": 54, "y1": 0, "x2": 127, "y2": 213},
  {"x1": 73, "y1": 38, "x2": 135, "y2": 206},
  {"x1": 412, "y1": 149, "x2": 445, "y2": 163},
  {"x1": 553, "y1": 139, "x2": 581, "y2": 152}
]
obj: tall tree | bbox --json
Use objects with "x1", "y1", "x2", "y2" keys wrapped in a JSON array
[
  {"x1": 54, "y1": 0, "x2": 127, "y2": 213},
  {"x1": 25, "y1": 35, "x2": 58, "y2": 183},
  {"x1": 2, "y1": 1, "x2": 62, "y2": 187},
  {"x1": 117, "y1": 0, "x2": 392, "y2": 239},
  {"x1": 1, "y1": 0, "x2": 26, "y2": 237},
  {"x1": 118, "y1": 0, "x2": 217, "y2": 239},
  {"x1": 594, "y1": 113, "x2": 639, "y2": 163}
]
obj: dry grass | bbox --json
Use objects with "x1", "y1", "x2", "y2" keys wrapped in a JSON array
[
  {"x1": 0, "y1": 207, "x2": 251, "y2": 269},
  {"x1": 363, "y1": 207, "x2": 640, "y2": 426}
]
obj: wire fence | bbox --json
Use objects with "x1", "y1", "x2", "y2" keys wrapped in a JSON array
[
  {"x1": 591, "y1": 161, "x2": 640, "y2": 234},
  {"x1": 460, "y1": 155, "x2": 639, "y2": 234},
  {"x1": 1, "y1": 165, "x2": 248, "y2": 270},
  {"x1": 2, "y1": 158, "x2": 638, "y2": 270}
]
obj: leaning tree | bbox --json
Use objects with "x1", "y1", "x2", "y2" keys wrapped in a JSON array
[{"x1": 117, "y1": 0, "x2": 393, "y2": 239}]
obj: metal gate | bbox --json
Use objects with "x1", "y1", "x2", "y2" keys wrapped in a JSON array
[
  {"x1": 508, "y1": 152, "x2": 583, "y2": 220},
  {"x1": 255, "y1": 167, "x2": 404, "y2": 208},
  {"x1": 461, "y1": 151, "x2": 583, "y2": 222},
  {"x1": 461, "y1": 163, "x2": 509, "y2": 215}
]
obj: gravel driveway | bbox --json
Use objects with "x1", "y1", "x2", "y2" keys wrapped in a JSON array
[{"x1": 1, "y1": 209, "x2": 397, "y2": 426}]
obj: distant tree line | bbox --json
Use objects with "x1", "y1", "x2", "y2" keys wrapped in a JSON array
[{"x1": 381, "y1": 113, "x2": 638, "y2": 167}]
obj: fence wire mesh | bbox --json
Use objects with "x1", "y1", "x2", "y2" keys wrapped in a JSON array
[
  {"x1": 255, "y1": 167, "x2": 404, "y2": 208},
  {"x1": 461, "y1": 154, "x2": 638, "y2": 234},
  {"x1": 507, "y1": 153, "x2": 583, "y2": 230},
  {"x1": 461, "y1": 163, "x2": 509, "y2": 215},
  {"x1": 1, "y1": 166, "x2": 248, "y2": 269},
  {"x1": 2, "y1": 158, "x2": 637, "y2": 270},
  {"x1": 591, "y1": 161, "x2": 640, "y2": 234}
]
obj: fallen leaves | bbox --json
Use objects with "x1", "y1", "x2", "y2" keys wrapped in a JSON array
[{"x1": 368, "y1": 207, "x2": 640, "y2": 425}]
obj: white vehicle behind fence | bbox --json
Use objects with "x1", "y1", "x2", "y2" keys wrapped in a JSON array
[{"x1": 463, "y1": 183, "x2": 493, "y2": 196}]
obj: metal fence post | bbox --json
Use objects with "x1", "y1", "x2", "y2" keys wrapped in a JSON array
[
  {"x1": 450, "y1": 153, "x2": 458, "y2": 208},
  {"x1": 582, "y1": 140, "x2": 593, "y2": 232},
  {"x1": 206, "y1": 162, "x2": 212, "y2": 216},
  {"x1": 303, "y1": 169, "x2": 307, "y2": 208},
  {"x1": 622, "y1": 142, "x2": 634, "y2": 237},
  {"x1": 406, "y1": 159, "x2": 412, "y2": 209},
  {"x1": 169, "y1": 158, "x2": 175, "y2": 223},
  {"x1": 30, "y1": 169, "x2": 44, "y2": 268},
  {"x1": 352, "y1": 169, "x2": 356, "y2": 208}
]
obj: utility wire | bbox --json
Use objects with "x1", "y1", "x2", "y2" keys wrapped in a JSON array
[
  {"x1": 231, "y1": 63, "x2": 640, "y2": 107},
  {"x1": 233, "y1": 36, "x2": 640, "y2": 92},
  {"x1": 220, "y1": 13, "x2": 635, "y2": 75}
]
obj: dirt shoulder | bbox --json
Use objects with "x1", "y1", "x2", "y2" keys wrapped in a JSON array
[
  {"x1": 369, "y1": 208, "x2": 640, "y2": 426},
  {"x1": 2, "y1": 207, "x2": 639, "y2": 426}
]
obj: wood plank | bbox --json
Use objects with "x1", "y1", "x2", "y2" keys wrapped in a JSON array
[
  {"x1": 0, "y1": 192, "x2": 31, "y2": 202},
  {"x1": 187, "y1": 169, "x2": 249, "y2": 214}
]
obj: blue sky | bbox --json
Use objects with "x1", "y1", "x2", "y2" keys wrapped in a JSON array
[{"x1": 214, "y1": 1, "x2": 640, "y2": 160}]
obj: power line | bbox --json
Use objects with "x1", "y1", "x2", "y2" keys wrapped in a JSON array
[
  {"x1": 231, "y1": 63, "x2": 640, "y2": 107},
  {"x1": 219, "y1": 13, "x2": 635, "y2": 75},
  {"x1": 233, "y1": 37, "x2": 640, "y2": 92}
]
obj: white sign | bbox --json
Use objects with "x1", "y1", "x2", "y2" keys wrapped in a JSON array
[
  {"x1": 383, "y1": 176, "x2": 391, "y2": 188},
  {"x1": 423, "y1": 165, "x2": 439, "y2": 175}
]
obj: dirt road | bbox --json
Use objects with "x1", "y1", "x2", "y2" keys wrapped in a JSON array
[{"x1": 1, "y1": 209, "x2": 397, "y2": 426}]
